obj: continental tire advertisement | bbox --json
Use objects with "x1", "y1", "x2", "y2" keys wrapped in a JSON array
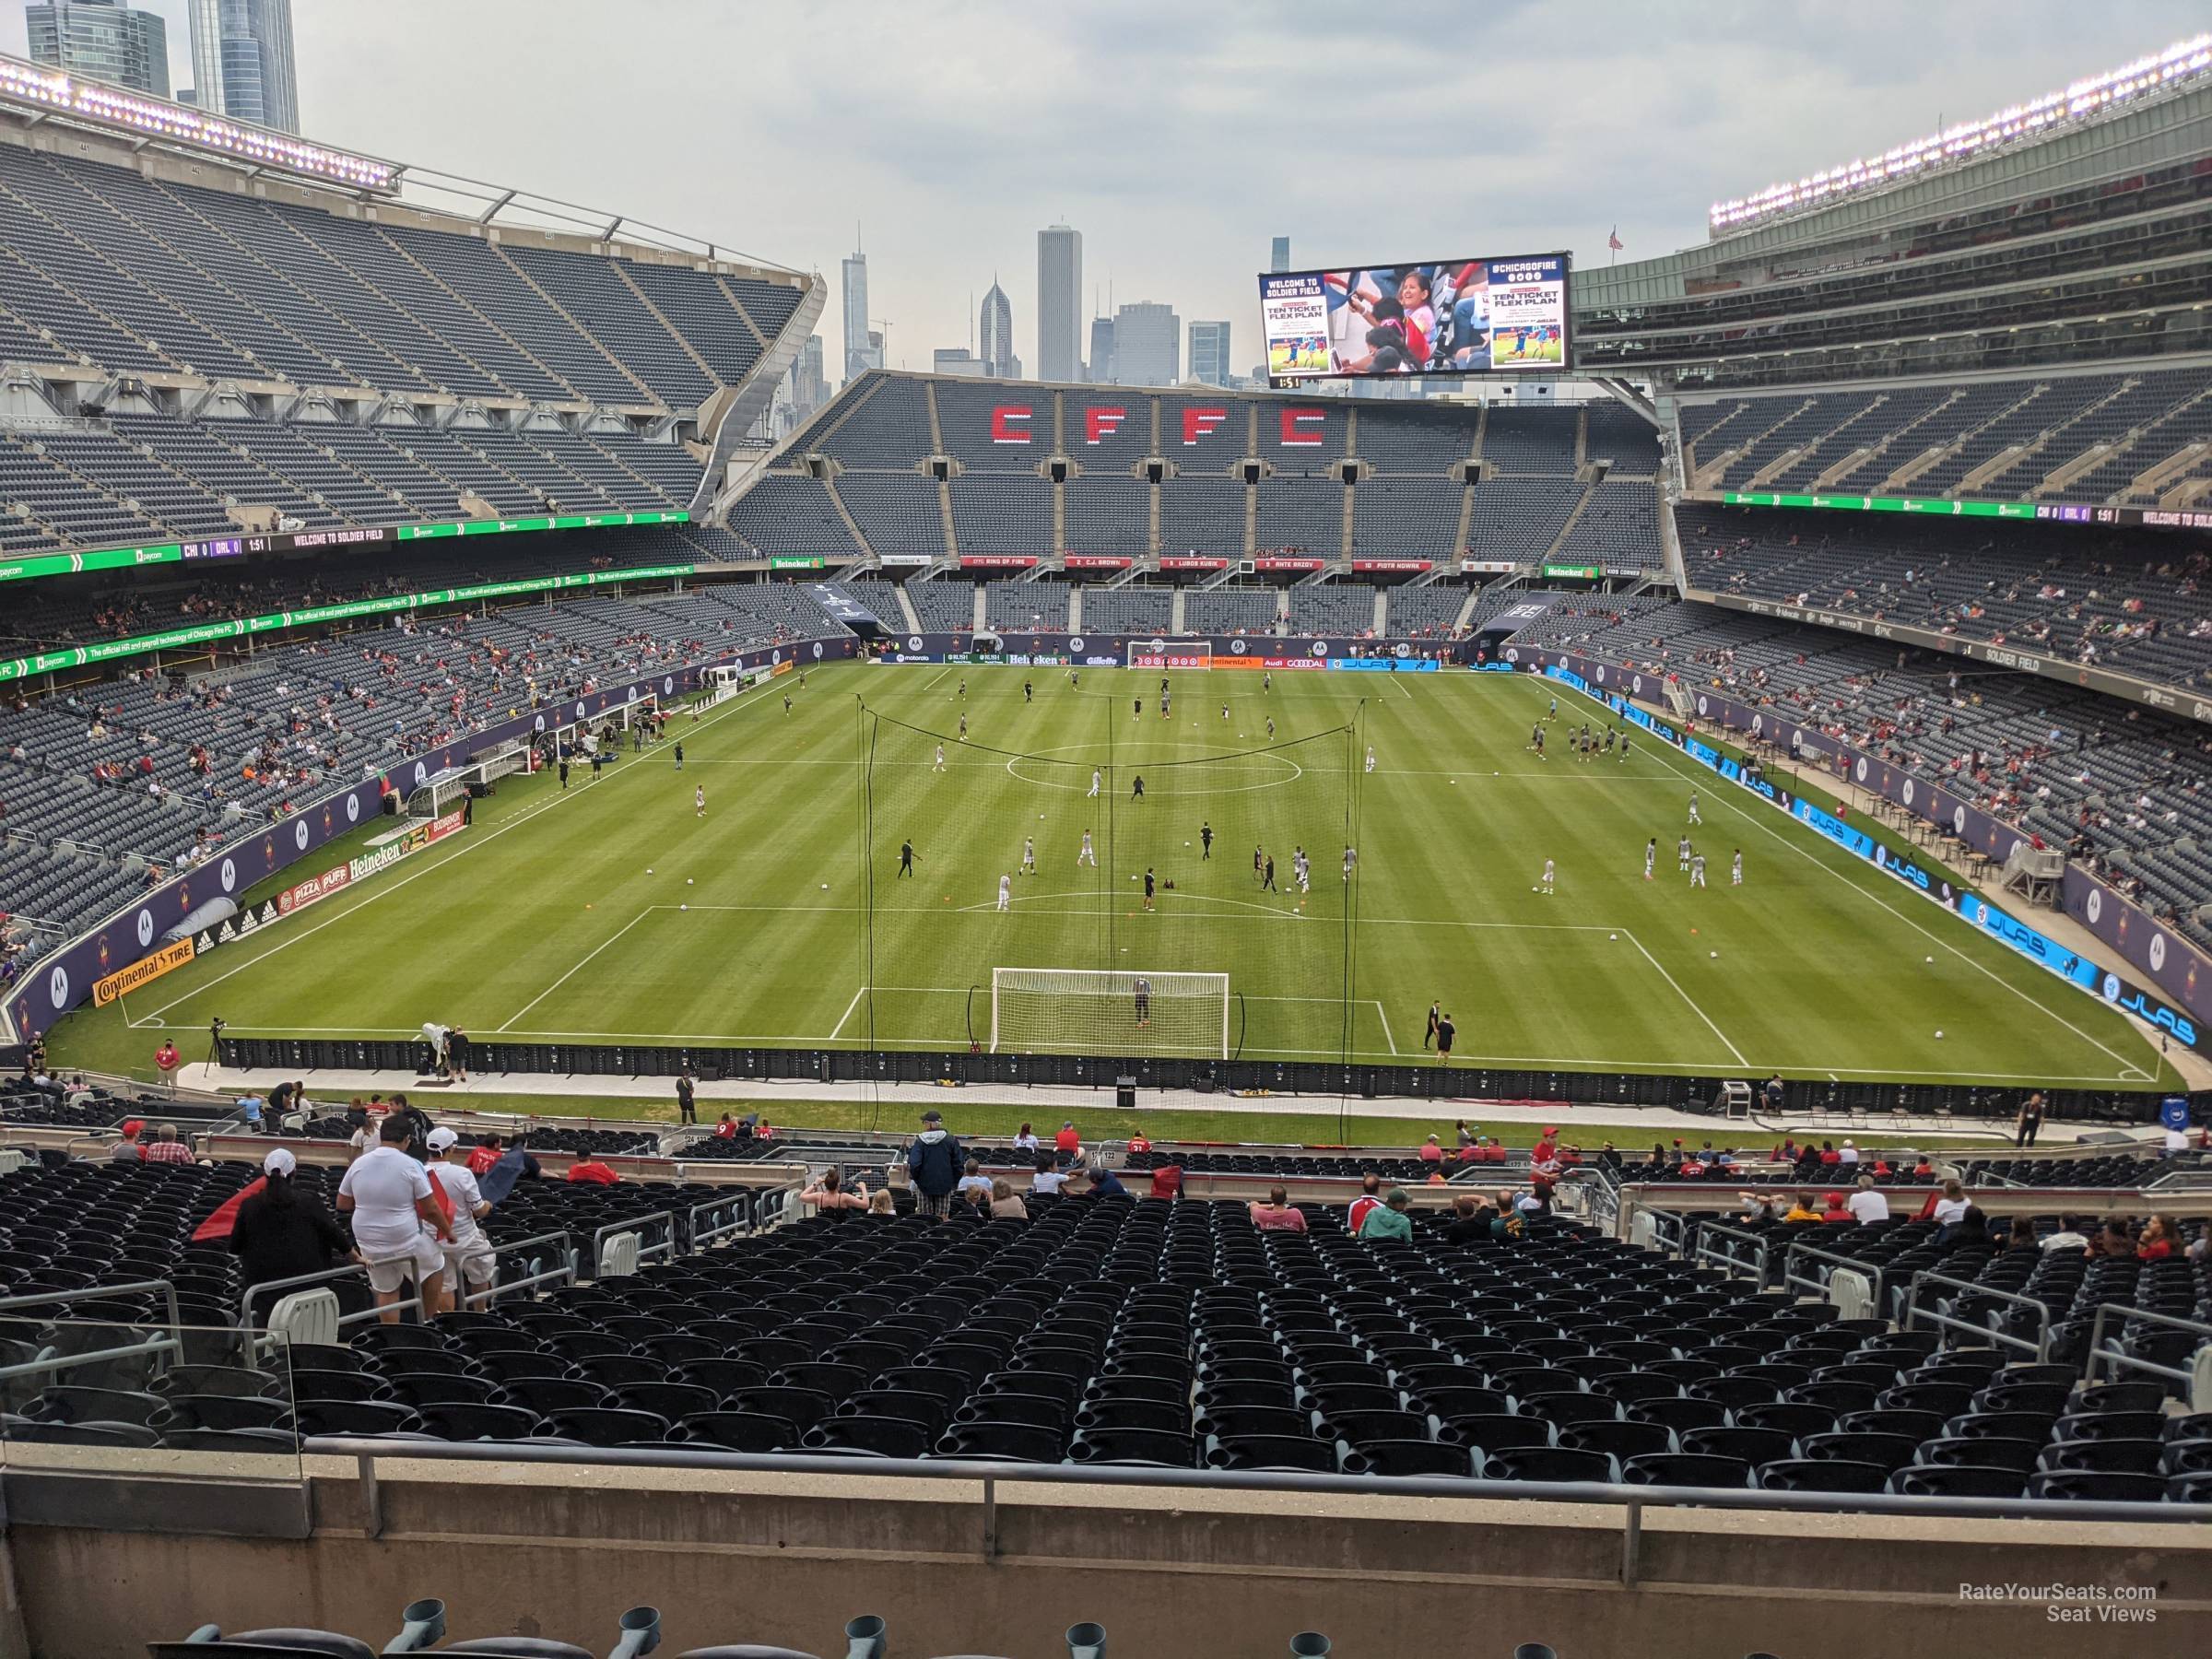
[{"x1": 92, "y1": 936, "x2": 194, "y2": 1006}]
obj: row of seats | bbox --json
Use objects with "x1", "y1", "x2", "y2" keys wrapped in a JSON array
[
  {"x1": 0, "y1": 141, "x2": 801, "y2": 411},
  {"x1": 3, "y1": 1164, "x2": 2201, "y2": 1503}
]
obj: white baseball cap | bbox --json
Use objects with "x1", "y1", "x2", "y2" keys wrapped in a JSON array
[
  {"x1": 262, "y1": 1147, "x2": 297, "y2": 1177},
  {"x1": 425, "y1": 1127, "x2": 459, "y2": 1152}
]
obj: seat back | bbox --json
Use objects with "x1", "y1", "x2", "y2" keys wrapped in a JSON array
[{"x1": 266, "y1": 1288, "x2": 341, "y2": 1352}]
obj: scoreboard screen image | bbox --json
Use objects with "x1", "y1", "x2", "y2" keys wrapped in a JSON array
[{"x1": 1259, "y1": 254, "x2": 1570, "y2": 382}]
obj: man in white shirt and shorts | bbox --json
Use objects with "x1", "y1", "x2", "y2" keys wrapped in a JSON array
[
  {"x1": 338, "y1": 1116, "x2": 452, "y2": 1322},
  {"x1": 426, "y1": 1126, "x2": 496, "y2": 1307}
]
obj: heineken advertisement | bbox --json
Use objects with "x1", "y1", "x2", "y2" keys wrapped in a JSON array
[
  {"x1": 0, "y1": 562, "x2": 696, "y2": 683},
  {"x1": 1540, "y1": 563, "x2": 1602, "y2": 580},
  {"x1": 769, "y1": 556, "x2": 826, "y2": 570},
  {"x1": 0, "y1": 508, "x2": 692, "y2": 590}
]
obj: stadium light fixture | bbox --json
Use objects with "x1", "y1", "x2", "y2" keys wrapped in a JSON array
[
  {"x1": 1710, "y1": 34, "x2": 2211, "y2": 233},
  {"x1": 0, "y1": 54, "x2": 396, "y2": 194}
]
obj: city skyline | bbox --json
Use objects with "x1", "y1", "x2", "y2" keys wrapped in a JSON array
[
  {"x1": 26, "y1": 0, "x2": 170, "y2": 98},
  {"x1": 1035, "y1": 223, "x2": 1081, "y2": 384}
]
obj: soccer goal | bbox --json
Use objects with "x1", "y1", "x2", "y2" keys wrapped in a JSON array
[
  {"x1": 1125, "y1": 642, "x2": 1214, "y2": 670},
  {"x1": 991, "y1": 967, "x2": 1230, "y2": 1057},
  {"x1": 405, "y1": 738, "x2": 530, "y2": 817}
]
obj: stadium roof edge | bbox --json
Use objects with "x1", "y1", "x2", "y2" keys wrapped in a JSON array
[
  {"x1": 1708, "y1": 33, "x2": 2212, "y2": 239},
  {"x1": 0, "y1": 51, "x2": 807, "y2": 282}
]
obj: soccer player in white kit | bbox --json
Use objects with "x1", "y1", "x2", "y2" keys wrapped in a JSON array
[
  {"x1": 694, "y1": 784, "x2": 705, "y2": 818},
  {"x1": 1644, "y1": 838, "x2": 1656, "y2": 881},
  {"x1": 1021, "y1": 837, "x2": 1035, "y2": 875},
  {"x1": 1088, "y1": 768, "x2": 1101, "y2": 797},
  {"x1": 996, "y1": 873, "x2": 1012, "y2": 912},
  {"x1": 1677, "y1": 834, "x2": 1691, "y2": 873},
  {"x1": 1688, "y1": 791, "x2": 1701, "y2": 826},
  {"x1": 1732, "y1": 849, "x2": 1744, "y2": 887},
  {"x1": 1690, "y1": 853, "x2": 1707, "y2": 889},
  {"x1": 1295, "y1": 850, "x2": 1310, "y2": 893},
  {"x1": 934, "y1": 744, "x2": 947, "y2": 772},
  {"x1": 1365, "y1": 746, "x2": 1376, "y2": 773},
  {"x1": 1343, "y1": 845, "x2": 1357, "y2": 882},
  {"x1": 1077, "y1": 830, "x2": 1097, "y2": 866},
  {"x1": 1538, "y1": 858, "x2": 1555, "y2": 895}
]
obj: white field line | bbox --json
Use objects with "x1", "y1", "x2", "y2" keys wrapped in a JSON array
[
  {"x1": 1621, "y1": 926, "x2": 1748, "y2": 1069},
  {"x1": 1539, "y1": 677, "x2": 2153, "y2": 1084},
  {"x1": 1373, "y1": 1000, "x2": 1397, "y2": 1055},
  {"x1": 495, "y1": 907, "x2": 655, "y2": 1033},
  {"x1": 829, "y1": 986, "x2": 867, "y2": 1040},
  {"x1": 129, "y1": 673, "x2": 791, "y2": 1024}
]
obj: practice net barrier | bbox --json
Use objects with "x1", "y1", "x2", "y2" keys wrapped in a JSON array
[
  {"x1": 992, "y1": 968, "x2": 1230, "y2": 1057},
  {"x1": 853, "y1": 688, "x2": 1362, "y2": 1062}
]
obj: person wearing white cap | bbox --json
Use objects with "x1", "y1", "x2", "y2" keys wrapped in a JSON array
[
  {"x1": 338, "y1": 1116, "x2": 453, "y2": 1322},
  {"x1": 426, "y1": 1127, "x2": 496, "y2": 1305},
  {"x1": 229, "y1": 1147, "x2": 358, "y2": 1296}
]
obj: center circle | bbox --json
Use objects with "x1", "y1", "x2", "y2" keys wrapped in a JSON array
[{"x1": 1005, "y1": 740, "x2": 1305, "y2": 795}]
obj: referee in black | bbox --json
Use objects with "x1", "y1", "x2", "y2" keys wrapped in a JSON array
[
  {"x1": 1143, "y1": 867, "x2": 1157, "y2": 912},
  {"x1": 1263, "y1": 853, "x2": 1277, "y2": 892},
  {"x1": 676, "y1": 1068, "x2": 696, "y2": 1125},
  {"x1": 898, "y1": 839, "x2": 918, "y2": 877},
  {"x1": 1200, "y1": 821, "x2": 1213, "y2": 859}
]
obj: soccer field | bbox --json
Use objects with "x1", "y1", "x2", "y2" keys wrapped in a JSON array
[{"x1": 56, "y1": 660, "x2": 2175, "y2": 1089}]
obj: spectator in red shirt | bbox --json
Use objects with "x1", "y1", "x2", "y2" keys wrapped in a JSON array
[
  {"x1": 1819, "y1": 1192, "x2": 1853, "y2": 1223},
  {"x1": 1818, "y1": 1142, "x2": 1842, "y2": 1167},
  {"x1": 1771, "y1": 1138, "x2": 1796, "y2": 1164},
  {"x1": 1250, "y1": 1187, "x2": 1307, "y2": 1231},
  {"x1": 1054, "y1": 1122, "x2": 1082, "y2": 1159},
  {"x1": 2138, "y1": 1215, "x2": 2179, "y2": 1260},
  {"x1": 465, "y1": 1134, "x2": 503, "y2": 1177},
  {"x1": 1127, "y1": 1132, "x2": 1152, "y2": 1155},
  {"x1": 713, "y1": 1113, "x2": 737, "y2": 1139},
  {"x1": 143, "y1": 1122, "x2": 194, "y2": 1164},
  {"x1": 154, "y1": 1041, "x2": 182, "y2": 1094},
  {"x1": 1346, "y1": 1173, "x2": 1383, "y2": 1235},
  {"x1": 566, "y1": 1158, "x2": 618, "y2": 1185},
  {"x1": 1454, "y1": 1141, "x2": 1478, "y2": 1164},
  {"x1": 1418, "y1": 1135, "x2": 1444, "y2": 1164}
]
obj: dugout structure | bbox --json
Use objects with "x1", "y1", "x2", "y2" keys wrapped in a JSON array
[{"x1": 851, "y1": 694, "x2": 1364, "y2": 1062}]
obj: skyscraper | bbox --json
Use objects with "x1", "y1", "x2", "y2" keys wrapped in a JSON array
[
  {"x1": 1036, "y1": 224, "x2": 1082, "y2": 383},
  {"x1": 1188, "y1": 321, "x2": 1232, "y2": 387},
  {"x1": 979, "y1": 280, "x2": 1015, "y2": 379},
  {"x1": 186, "y1": 0, "x2": 299, "y2": 133},
  {"x1": 1088, "y1": 316, "x2": 1116, "y2": 386},
  {"x1": 790, "y1": 335, "x2": 830, "y2": 419},
  {"x1": 841, "y1": 248, "x2": 879, "y2": 384},
  {"x1": 1112, "y1": 302, "x2": 1180, "y2": 387},
  {"x1": 1270, "y1": 236, "x2": 1291, "y2": 274},
  {"x1": 27, "y1": 0, "x2": 170, "y2": 98}
]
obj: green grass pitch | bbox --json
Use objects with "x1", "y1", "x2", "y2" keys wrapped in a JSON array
[{"x1": 51, "y1": 661, "x2": 2176, "y2": 1090}]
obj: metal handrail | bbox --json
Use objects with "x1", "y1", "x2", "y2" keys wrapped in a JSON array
[
  {"x1": 237, "y1": 1229, "x2": 579, "y2": 1342},
  {"x1": 1903, "y1": 1269, "x2": 2053, "y2": 1361},
  {"x1": 2085, "y1": 1301, "x2": 2212, "y2": 1387},
  {"x1": 1782, "y1": 1240, "x2": 1886, "y2": 1314},
  {"x1": 687, "y1": 1194, "x2": 755, "y2": 1250},
  {"x1": 301, "y1": 1436, "x2": 2203, "y2": 1530},
  {"x1": 1688, "y1": 1219, "x2": 1771, "y2": 1285},
  {"x1": 0, "y1": 1276, "x2": 182, "y2": 1335}
]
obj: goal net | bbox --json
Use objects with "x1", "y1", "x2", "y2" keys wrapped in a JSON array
[
  {"x1": 992, "y1": 967, "x2": 1230, "y2": 1058},
  {"x1": 1126, "y1": 642, "x2": 1213, "y2": 669},
  {"x1": 406, "y1": 738, "x2": 530, "y2": 817}
]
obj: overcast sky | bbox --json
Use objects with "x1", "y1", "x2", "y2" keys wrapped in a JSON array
[{"x1": 5, "y1": 2, "x2": 2206, "y2": 382}]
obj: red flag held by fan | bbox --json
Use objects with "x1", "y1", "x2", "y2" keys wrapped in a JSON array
[{"x1": 193, "y1": 1178, "x2": 265, "y2": 1242}]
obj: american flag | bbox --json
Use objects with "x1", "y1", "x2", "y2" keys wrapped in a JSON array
[{"x1": 1607, "y1": 227, "x2": 1624, "y2": 252}]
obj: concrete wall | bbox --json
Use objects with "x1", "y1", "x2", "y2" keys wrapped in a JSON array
[{"x1": 7, "y1": 1457, "x2": 2206, "y2": 1658}]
